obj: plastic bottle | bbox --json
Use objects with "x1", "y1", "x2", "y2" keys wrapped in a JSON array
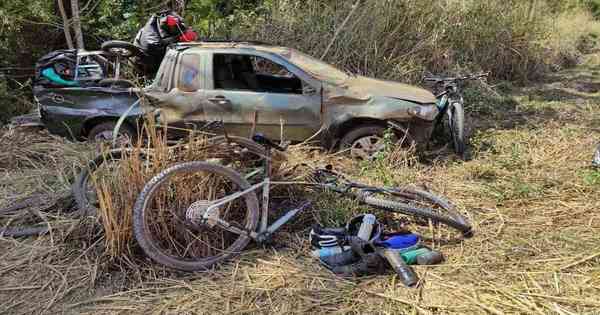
[
  {"x1": 357, "y1": 214, "x2": 376, "y2": 241},
  {"x1": 400, "y1": 247, "x2": 430, "y2": 265},
  {"x1": 416, "y1": 249, "x2": 444, "y2": 265},
  {"x1": 311, "y1": 245, "x2": 351, "y2": 259},
  {"x1": 380, "y1": 248, "x2": 419, "y2": 287}
]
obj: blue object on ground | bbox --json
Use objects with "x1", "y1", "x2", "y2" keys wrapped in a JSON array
[{"x1": 376, "y1": 233, "x2": 420, "y2": 250}]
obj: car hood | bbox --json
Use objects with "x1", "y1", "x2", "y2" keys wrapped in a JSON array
[{"x1": 328, "y1": 76, "x2": 437, "y2": 104}]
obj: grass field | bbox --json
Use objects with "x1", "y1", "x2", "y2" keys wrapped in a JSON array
[{"x1": 1, "y1": 53, "x2": 600, "y2": 314}]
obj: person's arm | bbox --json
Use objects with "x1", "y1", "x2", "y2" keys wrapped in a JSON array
[{"x1": 41, "y1": 68, "x2": 79, "y2": 86}]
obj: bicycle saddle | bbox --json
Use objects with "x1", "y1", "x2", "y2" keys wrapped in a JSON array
[{"x1": 252, "y1": 133, "x2": 286, "y2": 151}]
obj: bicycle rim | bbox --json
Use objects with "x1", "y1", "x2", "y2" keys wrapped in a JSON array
[{"x1": 133, "y1": 161, "x2": 260, "y2": 271}]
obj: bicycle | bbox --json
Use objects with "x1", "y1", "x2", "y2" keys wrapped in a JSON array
[
  {"x1": 72, "y1": 135, "x2": 267, "y2": 216},
  {"x1": 132, "y1": 134, "x2": 472, "y2": 271},
  {"x1": 424, "y1": 72, "x2": 490, "y2": 156}
]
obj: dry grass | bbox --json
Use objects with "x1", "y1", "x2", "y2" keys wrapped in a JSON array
[{"x1": 1, "y1": 58, "x2": 600, "y2": 314}]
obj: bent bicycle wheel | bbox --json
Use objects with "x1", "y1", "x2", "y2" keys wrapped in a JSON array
[
  {"x1": 73, "y1": 149, "x2": 147, "y2": 217},
  {"x1": 358, "y1": 187, "x2": 472, "y2": 237},
  {"x1": 133, "y1": 161, "x2": 260, "y2": 271}
]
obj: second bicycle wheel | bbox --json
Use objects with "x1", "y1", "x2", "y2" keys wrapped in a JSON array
[
  {"x1": 133, "y1": 161, "x2": 260, "y2": 271},
  {"x1": 358, "y1": 187, "x2": 472, "y2": 236}
]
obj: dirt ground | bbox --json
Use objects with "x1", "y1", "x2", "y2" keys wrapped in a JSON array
[{"x1": 1, "y1": 54, "x2": 600, "y2": 314}]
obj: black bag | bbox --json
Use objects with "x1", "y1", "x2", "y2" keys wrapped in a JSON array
[
  {"x1": 134, "y1": 11, "x2": 185, "y2": 56},
  {"x1": 133, "y1": 11, "x2": 186, "y2": 74}
]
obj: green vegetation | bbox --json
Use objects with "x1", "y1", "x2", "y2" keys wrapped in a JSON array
[{"x1": 1, "y1": 0, "x2": 600, "y2": 122}]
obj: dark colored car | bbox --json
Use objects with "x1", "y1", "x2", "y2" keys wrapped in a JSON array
[{"x1": 23, "y1": 50, "x2": 144, "y2": 142}]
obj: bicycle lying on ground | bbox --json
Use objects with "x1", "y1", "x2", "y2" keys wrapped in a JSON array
[
  {"x1": 424, "y1": 72, "x2": 490, "y2": 156},
  {"x1": 132, "y1": 134, "x2": 472, "y2": 271}
]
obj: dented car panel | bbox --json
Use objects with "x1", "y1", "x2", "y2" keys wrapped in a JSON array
[
  {"x1": 36, "y1": 86, "x2": 142, "y2": 139},
  {"x1": 147, "y1": 43, "x2": 439, "y2": 147}
]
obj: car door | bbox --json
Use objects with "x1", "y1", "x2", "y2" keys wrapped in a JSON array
[
  {"x1": 147, "y1": 49, "x2": 212, "y2": 137},
  {"x1": 203, "y1": 50, "x2": 322, "y2": 142}
]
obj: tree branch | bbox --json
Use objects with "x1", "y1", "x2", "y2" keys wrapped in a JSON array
[
  {"x1": 57, "y1": 0, "x2": 74, "y2": 49},
  {"x1": 70, "y1": 0, "x2": 85, "y2": 50}
]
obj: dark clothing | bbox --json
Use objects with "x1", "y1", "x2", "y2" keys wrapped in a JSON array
[{"x1": 133, "y1": 11, "x2": 185, "y2": 73}]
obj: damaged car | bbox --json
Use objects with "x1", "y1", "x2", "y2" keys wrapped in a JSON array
[
  {"x1": 18, "y1": 49, "x2": 144, "y2": 142},
  {"x1": 147, "y1": 41, "x2": 439, "y2": 159}
]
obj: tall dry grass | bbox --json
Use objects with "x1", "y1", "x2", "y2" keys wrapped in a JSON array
[
  {"x1": 230, "y1": 0, "x2": 600, "y2": 83},
  {"x1": 544, "y1": 9, "x2": 600, "y2": 69}
]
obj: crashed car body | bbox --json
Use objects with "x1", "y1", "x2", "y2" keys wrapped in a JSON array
[
  {"x1": 147, "y1": 42, "x2": 439, "y2": 158},
  {"x1": 32, "y1": 50, "x2": 143, "y2": 141}
]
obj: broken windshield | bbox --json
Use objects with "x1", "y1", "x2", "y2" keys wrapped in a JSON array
[{"x1": 287, "y1": 49, "x2": 350, "y2": 85}]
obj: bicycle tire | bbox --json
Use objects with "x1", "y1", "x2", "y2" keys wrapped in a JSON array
[
  {"x1": 72, "y1": 149, "x2": 146, "y2": 217},
  {"x1": 133, "y1": 161, "x2": 260, "y2": 271},
  {"x1": 358, "y1": 189, "x2": 472, "y2": 236},
  {"x1": 449, "y1": 102, "x2": 466, "y2": 156},
  {"x1": 0, "y1": 226, "x2": 49, "y2": 238}
]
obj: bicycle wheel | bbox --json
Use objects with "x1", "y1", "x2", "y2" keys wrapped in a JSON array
[
  {"x1": 73, "y1": 149, "x2": 147, "y2": 217},
  {"x1": 133, "y1": 161, "x2": 260, "y2": 271},
  {"x1": 449, "y1": 102, "x2": 466, "y2": 156},
  {"x1": 357, "y1": 187, "x2": 472, "y2": 236},
  {"x1": 73, "y1": 136, "x2": 266, "y2": 217}
]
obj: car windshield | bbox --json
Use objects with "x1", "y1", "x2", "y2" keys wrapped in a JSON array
[{"x1": 286, "y1": 49, "x2": 350, "y2": 85}]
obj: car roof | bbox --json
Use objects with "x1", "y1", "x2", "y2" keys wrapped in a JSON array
[{"x1": 173, "y1": 41, "x2": 290, "y2": 56}]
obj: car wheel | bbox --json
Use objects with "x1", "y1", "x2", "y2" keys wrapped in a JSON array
[
  {"x1": 340, "y1": 125, "x2": 389, "y2": 160},
  {"x1": 87, "y1": 121, "x2": 135, "y2": 146},
  {"x1": 101, "y1": 40, "x2": 141, "y2": 58}
]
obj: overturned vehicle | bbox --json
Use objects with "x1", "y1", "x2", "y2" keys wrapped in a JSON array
[
  {"x1": 28, "y1": 49, "x2": 143, "y2": 142},
  {"x1": 147, "y1": 41, "x2": 439, "y2": 159}
]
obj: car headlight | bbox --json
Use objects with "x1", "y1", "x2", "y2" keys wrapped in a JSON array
[{"x1": 408, "y1": 104, "x2": 438, "y2": 121}]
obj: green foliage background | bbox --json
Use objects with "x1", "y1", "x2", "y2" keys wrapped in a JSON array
[{"x1": 0, "y1": 0, "x2": 598, "y2": 122}]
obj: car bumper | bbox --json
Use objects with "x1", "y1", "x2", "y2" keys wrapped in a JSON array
[
  {"x1": 9, "y1": 112, "x2": 43, "y2": 128},
  {"x1": 388, "y1": 118, "x2": 435, "y2": 147}
]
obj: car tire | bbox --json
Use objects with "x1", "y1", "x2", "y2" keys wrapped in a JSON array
[
  {"x1": 87, "y1": 121, "x2": 135, "y2": 145},
  {"x1": 340, "y1": 125, "x2": 389, "y2": 160},
  {"x1": 101, "y1": 40, "x2": 141, "y2": 58}
]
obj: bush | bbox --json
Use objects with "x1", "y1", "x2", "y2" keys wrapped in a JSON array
[
  {"x1": 543, "y1": 9, "x2": 600, "y2": 69},
  {"x1": 0, "y1": 78, "x2": 32, "y2": 124},
  {"x1": 227, "y1": 0, "x2": 599, "y2": 84}
]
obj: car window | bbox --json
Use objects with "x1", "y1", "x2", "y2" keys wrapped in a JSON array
[
  {"x1": 213, "y1": 53, "x2": 302, "y2": 94},
  {"x1": 287, "y1": 49, "x2": 349, "y2": 85},
  {"x1": 75, "y1": 55, "x2": 105, "y2": 81},
  {"x1": 251, "y1": 56, "x2": 293, "y2": 77},
  {"x1": 177, "y1": 53, "x2": 202, "y2": 92}
]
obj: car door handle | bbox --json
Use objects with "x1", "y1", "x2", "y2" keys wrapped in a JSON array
[{"x1": 208, "y1": 96, "x2": 231, "y2": 106}]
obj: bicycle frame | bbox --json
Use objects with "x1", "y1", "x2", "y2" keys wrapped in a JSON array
[
  {"x1": 186, "y1": 148, "x2": 312, "y2": 243},
  {"x1": 435, "y1": 86, "x2": 462, "y2": 125}
]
